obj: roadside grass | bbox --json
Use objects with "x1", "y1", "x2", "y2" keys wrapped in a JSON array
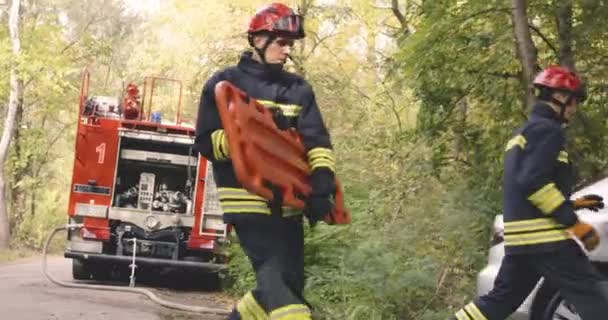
[{"x1": 0, "y1": 248, "x2": 38, "y2": 263}]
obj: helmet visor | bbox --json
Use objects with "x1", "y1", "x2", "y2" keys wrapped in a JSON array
[{"x1": 273, "y1": 15, "x2": 304, "y2": 37}]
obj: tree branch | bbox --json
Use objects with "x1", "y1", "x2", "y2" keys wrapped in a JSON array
[
  {"x1": 527, "y1": 23, "x2": 558, "y2": 57},
  {"x1": 61, "y1": 17, "x2": 103, "y2": 54},
  {"x1": 391, "y1": 0, "x2": 407, "y2": 29}
]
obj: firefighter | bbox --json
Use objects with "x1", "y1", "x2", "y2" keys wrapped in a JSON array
[
  {"x1": 449, "y1": 66, "x2": 608, "y2": 320},
  {"x1": 122, "y1": 83, "x2": 141, "y2": 120},
  {"x1": 193, "y1": 3, "x2": 336, "y2": 320}
]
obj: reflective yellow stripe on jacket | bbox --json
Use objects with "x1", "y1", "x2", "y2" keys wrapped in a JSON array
[
  {"x1": 257, "y1": 99, "x2": 303, "y2": 117},
  {"x1": 528, "y1": 183, "x2": 566, "y2": 215},
  {"x1": 505, "y1": 134, "x2": 527, "y2": 152},
  {"x1": 307, "y1": 147, "x2": 336, "y2": 172},
  {"x1": 211, "y1": 129, "x2": 230, "y2": 161},
  {"x1": 218, "y1": 188, "x2": 271, "y2": 215},
  {"x1": 453, "y1": 302, "x2": 488, "y2": 320},
  {"x1": 504, "y1": 217, "x2": 570, "y2": 247},
  {"x1": 218, "y1": 188, "x2": 302, "y2": 216}
]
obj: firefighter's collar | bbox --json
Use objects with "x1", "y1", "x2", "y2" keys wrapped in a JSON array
[
  {"x1": 238, "y1": 52, "x2": 284, "y2": 78},
  {"x1": 531, "y1": 102, "x2": 564, "y2": 124}
]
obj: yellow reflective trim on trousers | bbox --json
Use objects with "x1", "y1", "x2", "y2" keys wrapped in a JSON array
[
  {"x1": 256, "y1": 99, "x2": 303, "y2": 117},
  {"x1": 455, "y1": 309, "x2": 472, "y2": 320},
  {"x1": 269, "y1": 304, "x2": 311, "y2": 320},
  {"x1": 528, "y1": 183, "x2": 566, "y2": 214},
  {"x1": 504, "y1": 218, "x2": 565, "y2": 233},
  {"x1": 237, "y1": 292, "x2": 268, "y2": 320},
  {"x1": 504, "y1": 229, "x2": 570, "y2": 246},
  {"x1": 558, "y1": 151, "x2": 569, "y2": 163},
  {"x1": 464, "y1": 303, "x2": 487, "y2": 320},
  {"x1": 505, "y1": 134, "x2": 527, "y2": 152}
]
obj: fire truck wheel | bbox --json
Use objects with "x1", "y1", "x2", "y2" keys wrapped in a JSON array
[
  {"x1": 72, "y1": 259, "x2": 92, "y2": 280},
  {"x1": 90, "y1": 264, "x2": 112, "y2": 281}
]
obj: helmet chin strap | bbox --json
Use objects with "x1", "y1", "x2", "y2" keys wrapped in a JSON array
[
  {"x1": 249, "y1": 34, "x2": 277, "y2": 65},
  {"x1": 549, "y1": 94, "x2": 574, "y2": 123}
]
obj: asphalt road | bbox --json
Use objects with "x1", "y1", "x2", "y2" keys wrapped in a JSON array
[{"x1": 0, "y1": 256, "x2": 233, "y2": 320}]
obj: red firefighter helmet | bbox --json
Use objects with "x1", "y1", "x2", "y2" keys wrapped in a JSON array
[
  {"x1": 247, "y1": 3, "x2": 305, "y2": 39},
  {"x1": 533, "y1": 66, "x2": 586, "y2": 101}
]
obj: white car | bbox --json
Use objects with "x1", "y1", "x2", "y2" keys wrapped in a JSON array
[{"x1": 476, "y1": 178, "x2": 608, "y2": 320}]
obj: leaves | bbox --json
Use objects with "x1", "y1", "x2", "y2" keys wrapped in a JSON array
[{"x1": 3, "y1": 0, "x2": 608, "y2": 318}]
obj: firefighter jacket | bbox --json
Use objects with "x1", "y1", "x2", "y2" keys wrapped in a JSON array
[
  {"x1": 502, "y1": 102, "x2": 579, "y2": 254},
  {"x1": 194, "y1": 52, "x2": 335, "y2": 223}
]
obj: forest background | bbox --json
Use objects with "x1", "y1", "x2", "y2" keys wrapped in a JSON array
[{"x1": 0, "y1": 0, "x2": 607, "y2": 319}]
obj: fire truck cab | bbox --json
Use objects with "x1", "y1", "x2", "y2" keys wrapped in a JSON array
[{"x1": 65, "y1": 70, "x2": 228, "y2": 282}]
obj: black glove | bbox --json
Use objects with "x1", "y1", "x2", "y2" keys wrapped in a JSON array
[
  {"x1": 573, "y1": 194, "x2": 604, "y2": 212},
  {"x1": 305, "y1": 168, "x2": 336, "y2": 225},
  {"x1": 305, "y1": 194, "x2": 335, "y2": 225}
]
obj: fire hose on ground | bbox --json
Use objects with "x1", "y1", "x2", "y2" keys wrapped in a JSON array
[{"x1": 42, "y1": 224, "x2": 231, "y2": 316}]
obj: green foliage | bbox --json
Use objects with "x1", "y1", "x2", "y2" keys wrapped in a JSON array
[
  {"x1": 12, "y1": 187, "x2": 67, "y2": 250},
  {"x1": 4, "y1": 0, "x2": 608, "y2": 318},
  {"x1": 394, "y1": 0, "x2": 608, "y2": 193}
]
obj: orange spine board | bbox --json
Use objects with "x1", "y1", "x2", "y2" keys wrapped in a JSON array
[{"x1": 214, "y1": 81, "x2": 350, "y2": 225}]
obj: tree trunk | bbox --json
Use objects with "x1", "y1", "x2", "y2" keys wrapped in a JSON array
[
  {"x1": 293, "y1": 0, "x2": 313, "y2": 77},
  {"x1": 0, "y1": 0, "x2": 23, "y2": 250},
  {"x1": 555, "y1": 0, "x2": 575, "y2": 71},
  {"x1": 9, "y1": 105, "x2": 26, "y2": 232},
  {"x1": 511, "y1": 0, "x2": 538, "y2": 111},
  {"x1": 454, "y1": 98, "x2": 468, "y2": 157}
]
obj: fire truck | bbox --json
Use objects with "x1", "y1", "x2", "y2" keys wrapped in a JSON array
[{"x1": 64, "y1": 69, "x2": 228, "y2": 282}]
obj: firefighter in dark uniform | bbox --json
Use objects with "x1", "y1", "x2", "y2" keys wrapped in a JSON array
[
  {"x1": 194, "y1": 3, "x2": 336, "y2": 320},
  {"x1": 450, "y1": 66, "x2": 608, "y2": 320}
]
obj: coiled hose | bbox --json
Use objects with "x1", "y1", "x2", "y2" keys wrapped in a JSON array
[{"x1": 42, "y1": 224, "x2": 231, "y2": 316}]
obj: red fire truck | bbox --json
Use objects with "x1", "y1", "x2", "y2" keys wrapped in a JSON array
[{"x1": 64, "y1": 69, "x2": 228, "y2": 282}]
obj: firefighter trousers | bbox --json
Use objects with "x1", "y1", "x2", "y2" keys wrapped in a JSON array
[
  {"x1": 227, "y1": 214, "x2": 311, "y2": 320},
  {"x1": 451, "y1": 241, "x2": 608, "y2": 320}
]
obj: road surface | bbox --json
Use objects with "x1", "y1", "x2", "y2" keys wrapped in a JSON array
[{"x1": 0, "y1": 256, "x2": 234, "y2": 320}]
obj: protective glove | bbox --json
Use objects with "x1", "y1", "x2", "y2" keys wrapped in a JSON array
[
  {"x1": 305, "y1": 194, "x2": 335, "y2": 225},
  {"x1": 305, "y1": 168, "x2": 336, "y2": 225},
  {"x1": 572, "y1": 194, "x2": 604, "y2": 212},
  {"x1": 569, "y1": 222, "x2": 600, "y2": 251}
]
